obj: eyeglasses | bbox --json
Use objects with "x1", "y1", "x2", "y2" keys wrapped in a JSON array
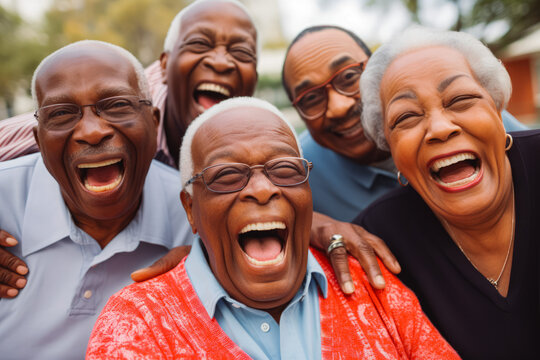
[
  {"x1": 34, "y1": 95, "x2": 153, "y2": 131},
  {"x1": 185, "y1": 157, "x2": 313, "y2": 194},
  {"x1": 292, "y1": 62, "x2": 364, "y2": 121}
]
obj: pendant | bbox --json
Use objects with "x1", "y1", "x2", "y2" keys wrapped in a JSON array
[{"x1": 488, "y1": 278, "x2": 499, "y2": 289}]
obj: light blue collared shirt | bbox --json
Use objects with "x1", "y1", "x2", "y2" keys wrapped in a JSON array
[
  {"x1": 0, "y1": 154, "x2": 193, "y2": 360},
  {"x1": 185, "y1": 238, "x2": 327, "y2": 360},
  {"x1": 302, "y1": 109, "x2": 527, "y2": 222}
]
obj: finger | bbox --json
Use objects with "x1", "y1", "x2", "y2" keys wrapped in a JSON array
[
  {"x1": 131, "y1": 245, "x2": 191, "y2": 282},
  {"x1": 354, "y1": 226, "x2": 401, "y2": 274},
  {"x1": 328, "y1": 246, "x2": 355, "y2": 294},
  {"x1": 0, "y1": 284, "x2": 20, "y2": 298},
  {"x1": 0, "y1": 230, "x2": 19, "y2": 247},
  {"x1": 0, "y1": 247, "x2": 28, "y2": 275},
  {"x1": 0, "y1": 266, "x2": 27, "y2": 291},
  {"x1": 343, "y1": 232, "x2": 387, "y2": 290}
]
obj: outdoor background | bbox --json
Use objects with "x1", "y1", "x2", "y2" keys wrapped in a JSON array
[{"x1": 1, "y1": 0, "x2": 539, "y2": 127}]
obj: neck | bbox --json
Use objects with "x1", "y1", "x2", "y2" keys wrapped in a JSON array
[
  {"x1": 164, "y1": 97, "x2": 188, "y2": 166},
  {"x1": 70, "y1": 201, "x2": 140, "y2": 249}
]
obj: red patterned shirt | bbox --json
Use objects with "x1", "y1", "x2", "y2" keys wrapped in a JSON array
[{"x1": 87, "y1": 248, "x2": 460, "y2": 359}]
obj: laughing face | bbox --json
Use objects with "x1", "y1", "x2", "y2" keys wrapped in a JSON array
[
  {"x1": 161, "y1": 1, "x2": 258, "y2": 134},
  {"x1": 34, "y1": 45, "x2": 158, "y2": 230},
  {"x1": 381, "y1": 46, "x2": 510, "y2": 220},
  {"x1": 283, "y1": 28, "x2": 386, "y2": 164},
  {"x1": 181, "y1": 107, "x2": 312, "y2": 311}
]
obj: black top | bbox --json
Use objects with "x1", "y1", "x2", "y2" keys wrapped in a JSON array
[{"x1": 354, "y1": 130, "x2": 540, "y2": 360}]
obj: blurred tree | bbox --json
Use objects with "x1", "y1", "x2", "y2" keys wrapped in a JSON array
[
  {"x1": 0, "y1": 5, "x2": 48, "y2": 116},
  {"x1": 464, "y1": 0, "x2": 540, "y2": 52},
  {"x1": 42, "y1": 0, "x2": 189, "y2": 65},
  {"x1": 336, "y1": 0, "x2": 539, "y2": 51}
]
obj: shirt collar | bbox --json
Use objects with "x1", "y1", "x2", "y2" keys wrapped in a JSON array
[
  {"x1": 185, "y1": 238, "x2": 327, "y2": 319},
  {"x1": 21, "y1": 156, "x2": 72, "y2": 257},
  {"x1": 300, "y1": 130, "x2": 396, "y2": 189},
  {"x1": 21, "y1": 158, "x2": 174, "y2": 257}
]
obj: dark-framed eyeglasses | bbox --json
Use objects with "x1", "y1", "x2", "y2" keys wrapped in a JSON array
[
  {"x1": 292, "y1": 62, "x2": 364, "y2": 121},
  {"x1": 34, "y1": 95, "x2": 153, "y2": 131},
  {"x1": 185, "y1": 157, "x2": 313, "y2": 194}
]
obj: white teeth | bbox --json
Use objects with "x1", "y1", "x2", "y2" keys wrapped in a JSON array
[
  {"x1": 430, "y1": 153, "x2": 476, "y2": 173},
  {"x1": 84, "y1": 174, "x2": 122, "y2": 193},
  {"x1": 239, "y1": 221, "x2": 286, "y2": 234},
  {"x1": 197, "y1": 83, "x2": 230, "y2": 97},
  {"x1": 245, "y1": 252, "x2": 284, "y2": 266},
  {"x1": 78, "y1": 158, "x2": 122, "y2": 169}
]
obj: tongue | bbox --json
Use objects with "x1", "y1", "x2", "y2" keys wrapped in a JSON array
[
  {"x1": 85, "y1": 164, "x2": 121, "y2": 187},
  {"x1": 243, "y1": 236, "x2": 282, "y2": 261},
  {"x1": 198, "y1": 94, "x2": 222, "y2": 109},
  {"x1": 438, "y1": 161, "x2": 475, "y2": 184}
]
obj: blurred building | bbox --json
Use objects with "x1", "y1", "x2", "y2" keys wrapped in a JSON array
[{"x1": 500, "y1": 26, "x2": 540, "y2": 125}]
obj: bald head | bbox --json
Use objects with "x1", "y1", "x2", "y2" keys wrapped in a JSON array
[{"x1": 32, "y1": 40, "x2": 149, "y2": 107}]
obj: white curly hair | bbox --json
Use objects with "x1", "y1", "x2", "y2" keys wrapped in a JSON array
[
  {"x1": 360, "y1": 25, "x2": 512, "y2": 151},
  {"x1": 180, "y1": 97, "x2": 303, "y2": 195},
  {"x1": 31, "y1": 40, "x2": 150, "y2": 107}
]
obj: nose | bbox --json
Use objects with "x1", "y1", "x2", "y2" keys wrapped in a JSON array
[
  {"x1": 239, "y1": 170, "x2": 280, "y2": 204},
  {"x1": 203, "y1": 46, "x2": 235, "y2": 73},
  {"x1": 71, "y1": 107, "x2": 114, "y2": 145},
  {"x1": 325, "y1": 86, "x2": 356, "y2": 120},
  {"x1": 425, "y1": 110, "x2": 461, "y2": 144}
]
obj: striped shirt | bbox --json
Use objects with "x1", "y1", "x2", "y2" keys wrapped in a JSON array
[{"x1": 0, "y1": 60, "x2": 177, "y2": 168}]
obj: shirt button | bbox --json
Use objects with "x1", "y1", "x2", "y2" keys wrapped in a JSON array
[
  {"x1": 232, "y1": 303, "x2": 241, "y2": 309},
  {"x1": 83, "y1": 290, "x2": 93, "y2": 299},
  {"x1": 260, "y1": 322, "x2": 270, "y2": 332}
]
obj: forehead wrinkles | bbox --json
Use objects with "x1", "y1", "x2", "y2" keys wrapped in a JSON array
[{"x1": 179, "y1": 4, "x2": 255, "y2": 42}]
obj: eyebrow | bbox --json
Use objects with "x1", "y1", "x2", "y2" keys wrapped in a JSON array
[
  {"x1": 437, "y1": 74, "x2": 467, "y2": 93},
  {"x1": 203, "y1": 146, "x2": 299, "y2": 167},
  {"x1": 293, "y1": 55, "x2": 355, "y2": 97},
  {"x1": 389, "y1": 91, "x2": 417, "y2": 105}
]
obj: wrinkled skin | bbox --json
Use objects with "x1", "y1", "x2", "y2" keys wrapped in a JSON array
[
  {"x1": 160, "y1": 0, "x2": 258, "y2": 165},
  {"x1": 181, "y1": 107, "x2": 312, "y2": 321}
]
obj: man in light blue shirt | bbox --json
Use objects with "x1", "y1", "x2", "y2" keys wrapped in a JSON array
[
  {"x1": 283, "y1": 25, "x2": 527, "y2": 222},
  {"x1": 0, "y1": 40, "x2": 192, "y2": 359}
]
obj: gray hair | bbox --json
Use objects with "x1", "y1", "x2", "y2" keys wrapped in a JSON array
[
  {"x1": 360, "y1": 25, "x2": 512, "y2": 151},
  {"x1": 163, "y1": 0, "x2": 260, "y2": 60},
  {"x1": 180, "y1": 97, "x2": 303, "y2": 195},
  {"x1": 31, "y1": 40, "x2": 150, "y2": 107}
]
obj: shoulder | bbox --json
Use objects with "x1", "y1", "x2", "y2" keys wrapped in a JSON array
[
  {"x1": 0, "y1": 113, "x2": 39, "y2": 161},
  {"x1": 354, "y1": 186, "x2": 421, "y2": 225},
  {"x1": 0, "y1": 153, "x2": 40, "y2": 178},
  {"x1": 147, "y1": 160, "x2": 181, "y2": 192}
]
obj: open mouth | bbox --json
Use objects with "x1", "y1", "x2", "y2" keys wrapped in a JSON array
[
  {"x1": 331, "y1": 120, "x2": 363, "y2": 138},
  {"x1": 77, "y1": 158, "x2": 125, "y2": 193},
  {"x1": 194, "y1": 83, "x2": 231, "y2": 110},
  {"x1": 429, "y1": 152, "x2": 481, "y2": 188},
  {"x1": 238, "y1": 221, "x2": 287, "y2": 266}
]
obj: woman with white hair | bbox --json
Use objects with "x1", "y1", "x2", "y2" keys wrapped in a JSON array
[{"x1": 354, "y1": 26, "x2": 540, "y2": 359}]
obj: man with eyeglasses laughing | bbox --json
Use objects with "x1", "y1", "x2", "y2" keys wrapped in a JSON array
[
  {"x1": 0, "y1": 40, "x2": 192, "y2": 359},
  {"x1": 283, "y1": 25, "x2": 527, "y2": 223},
  {"x1": 87, "y1": 97, "x2": 459, "y2": 359}
]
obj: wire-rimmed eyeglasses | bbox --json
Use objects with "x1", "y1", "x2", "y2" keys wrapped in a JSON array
[
  {"x1": 34, "y1": 95, "x2": 153, "y2": 131},
  {"x1": 292, "y1": 62, "x2": 364, "y2": 121},
  {"x1": 185, "y1": 157, "x2": 313, "y2": 194}
]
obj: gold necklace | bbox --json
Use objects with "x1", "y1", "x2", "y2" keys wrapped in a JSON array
[{"x1": 441, "y1": 193, "x2": 515, "y2": 290}]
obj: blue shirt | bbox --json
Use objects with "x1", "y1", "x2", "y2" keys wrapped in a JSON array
[
  {"x1": 0, "y1": 154, "x2": 193, "y2": 360},
  {"x1": 302, "y1": 110, "x2": 527, "y2": 221},
  {"x1": 185, "y1": 238, "x2": 327, "y2": 360}
]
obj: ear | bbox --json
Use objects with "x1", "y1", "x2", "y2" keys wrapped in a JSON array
[
  {"x1": 180, "y1": 190, "x2": 197, "y2": 234},
  {"x1": 152, "y1": 106, "x2": 160, "y2": 128},
  {"x1": 159, "y1": 52, "x2": 169, "y2": 85},
  {"x1": 32, "y1": 125, "x2": 41, "y2": 150}
]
